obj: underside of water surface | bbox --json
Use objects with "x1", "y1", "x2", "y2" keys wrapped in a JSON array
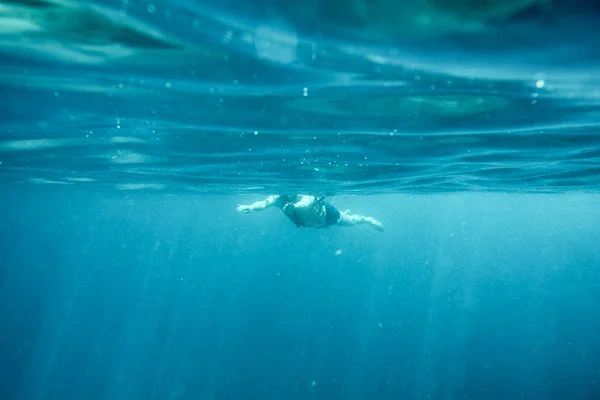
[{"x1": 0, "y1": 0, "x2": 599, "y2": 194}]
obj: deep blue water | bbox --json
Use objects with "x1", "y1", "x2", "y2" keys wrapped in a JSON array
[
  {"x1": 1, "y1": 1, "x2": 600, "y2": 399},
  {"x1": 2, "y1": 190, "x2": 600, "y2": 400}
]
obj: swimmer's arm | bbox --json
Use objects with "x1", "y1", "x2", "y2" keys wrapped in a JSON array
[{"x1": 237, "y1": 195, "x2": 280, "y2": 213}]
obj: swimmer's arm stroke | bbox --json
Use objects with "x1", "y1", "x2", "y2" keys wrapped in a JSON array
[{"x1": 237, "y1": 195, "x2": 280, "y2": 213}]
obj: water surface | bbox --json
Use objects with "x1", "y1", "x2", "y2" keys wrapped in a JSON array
[{"x1": 1, "y1": 0, "x2": 600, "y2": 193}]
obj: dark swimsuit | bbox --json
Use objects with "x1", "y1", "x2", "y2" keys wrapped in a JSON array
[
  {"x1": 283, "y1": 197, "x2": 340, "y2": 228},
  {"x1": 324, "y1": 202, "x2": 341, "y2": 226}
]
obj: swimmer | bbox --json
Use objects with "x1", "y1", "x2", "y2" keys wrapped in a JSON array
[{"x1": 237, "y1": 195, "x2": 384, "y2": 231}]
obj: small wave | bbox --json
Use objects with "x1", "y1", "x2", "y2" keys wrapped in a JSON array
[{"x1": 0, "y1": 0, "x2": 599, "y2": 194}]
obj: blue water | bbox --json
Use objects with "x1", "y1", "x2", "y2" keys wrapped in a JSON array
[
  {"x1": 1, "y1": 0, "x2": 600, "y2": 192},
  {"x1": 1, "y1": 1, "x2": 600, "y2": 399}
]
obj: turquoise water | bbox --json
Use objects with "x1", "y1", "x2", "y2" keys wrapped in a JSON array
[
  {"x1": 1, "y1": 1, "x2": 600, "y2": 400},
  {"x1": 1, "y1": 0, "x2": 600, "y2": 193}
]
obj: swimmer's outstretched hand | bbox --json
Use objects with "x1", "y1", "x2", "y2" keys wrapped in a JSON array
[
  {"x1": 237, "y1": 204, "x2": 252, "y2": 213},
  {"x1": 373, "y1": 221, "x2": 385, "y2": 232},
  {"x1": 367, "y1": 217, "x2": 384, "y2": 232}
]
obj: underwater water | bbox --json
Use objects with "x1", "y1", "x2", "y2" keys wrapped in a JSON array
[{"x1": 1, "y1": 0, "x2": 600, "y2": 399}]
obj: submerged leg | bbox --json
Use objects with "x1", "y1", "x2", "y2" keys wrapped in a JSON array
[{"x1": 337, "y1": 211, "x2": 384, "y2": 231}]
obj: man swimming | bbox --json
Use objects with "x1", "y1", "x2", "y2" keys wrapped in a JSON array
[{"x1": 237, "y1": 195, "x2": 384, "y2": 231}]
